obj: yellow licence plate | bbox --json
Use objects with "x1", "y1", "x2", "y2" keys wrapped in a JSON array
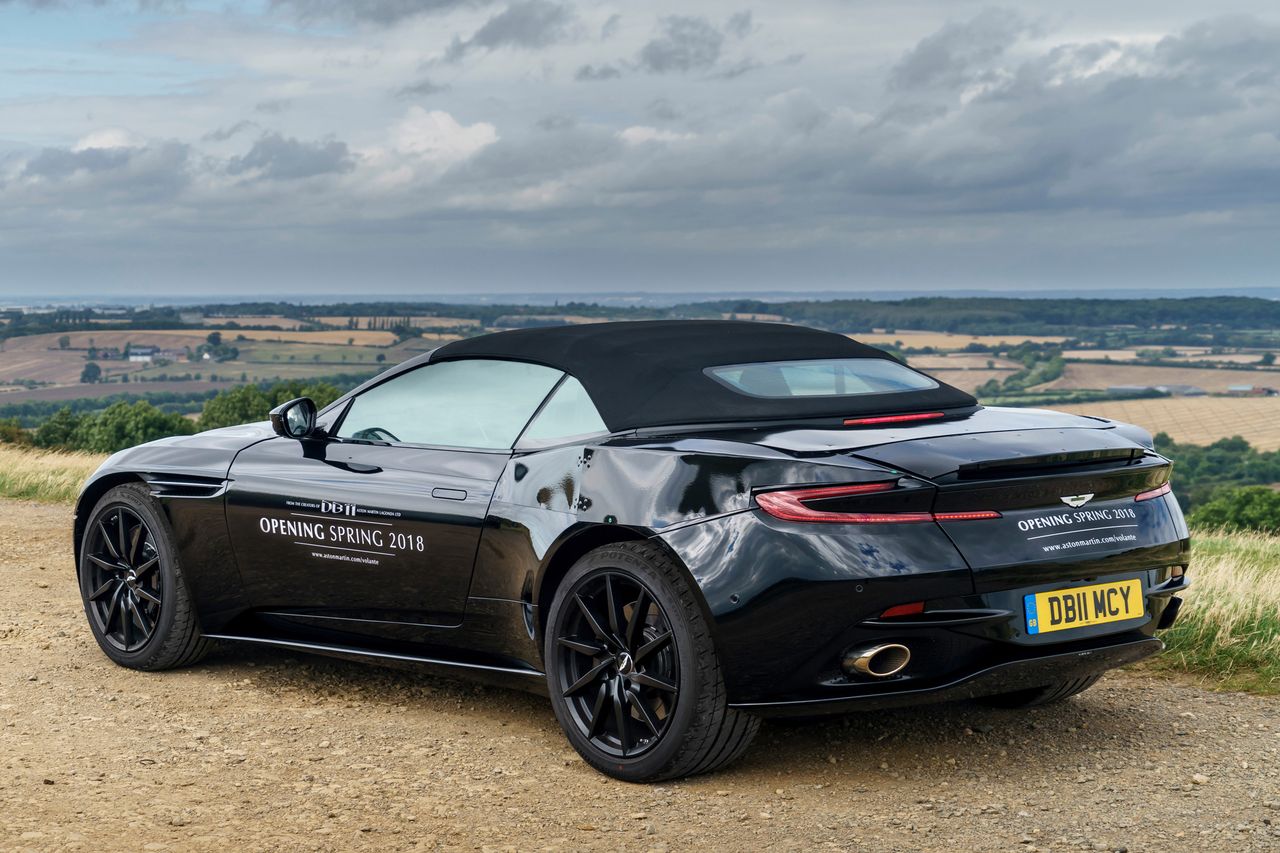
[{"x1": 1025, "y1": 578, "x2": 1143, "y2": 635}]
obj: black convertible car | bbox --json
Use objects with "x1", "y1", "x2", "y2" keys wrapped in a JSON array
[{"x1": 75, "y1": 321, "x2": 1190, "y2": 781}]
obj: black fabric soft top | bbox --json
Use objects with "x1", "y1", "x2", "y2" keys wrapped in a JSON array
[{"x1": 430, "y1": 320, "x2": 977, "y2": 431}]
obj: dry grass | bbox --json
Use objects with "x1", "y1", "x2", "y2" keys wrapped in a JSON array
[
  {"x1": 1055, "y1": 396, "x2": 1280, "y2": 450},
  {"x1": 1150, "y1": 530, "x2": 1280, "y2": 693},
  {"x1": 0, "y1": 445, "x2": 106, "y2": 504}
]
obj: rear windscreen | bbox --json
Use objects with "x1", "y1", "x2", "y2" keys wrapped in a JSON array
[{"x1": 705, "y1": 358, "x2": 938, "y2": 398}]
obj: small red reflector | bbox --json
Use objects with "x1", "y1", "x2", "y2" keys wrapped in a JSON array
[
  {"x1": 879, "y1": 602, "x2": 926, "y2": 618},
  {"x1": 843, "y1": 412, "x2": 945, "y2": 427},
  {"x1": 933, "y1": 511, "x2": 1003, "y2": 521},
  {"x1": 1135, "y1": 482, "x2": 1172, "y2": 502}
]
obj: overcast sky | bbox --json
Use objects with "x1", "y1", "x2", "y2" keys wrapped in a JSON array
[{"x1": 2, "y1": 1, "x2": 1279, "y2": 298}]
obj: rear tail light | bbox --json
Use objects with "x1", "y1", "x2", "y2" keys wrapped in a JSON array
[
  {"x1": 843, "y1": 411, "x2": 945, "y2": 427},
  {"x1": 1135, "y1": 482, "x2": 1172, "y2": 502},
  {"x1": 754, "y1": 483, "x2": 1001, "y2": 524}
]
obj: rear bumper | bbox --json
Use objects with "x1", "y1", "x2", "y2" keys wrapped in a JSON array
[{"x1": 731, "y1": 634, "x2": 1163, "y2": 716}]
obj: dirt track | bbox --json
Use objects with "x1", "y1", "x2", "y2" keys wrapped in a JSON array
[{"x1": 1, "y1": 499, "x2": 1277, "y2": 852}]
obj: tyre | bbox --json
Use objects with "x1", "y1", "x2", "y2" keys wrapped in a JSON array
[
  {"x1": 78, "y1": 483, "x2": 212, "y2": 671},
  {"x1": 544, "y1": 542, "x2": 759, "y2": 782},
  {"x1": 979, "y1": 674, "x2": 1102, "y2": 709}
]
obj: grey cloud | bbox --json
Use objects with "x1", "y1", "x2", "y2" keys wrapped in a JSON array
[
  {"x1": 397, "y1": 77, "x2": 449, "y2": 97},
  {"x1": 724, "y1": 11, "x2": 753, "y2": 39},
  {"x1": 254, "y1": 99, "x2": 293, "y2": 115},
  {"x1": 269, "y1": 0, "x2": 489, "y2": 26},
  {"x1": 712, "y1": 57, "x2": 762, "y2": 80},
  {"x1": 23, "y1": 146, "x2": 133, "y2": 180},
  {"x1": 536, "y1": 114, "x2": 575, "y2": 131},
  {"x1": 17, "y1": 141, "x2": 191, "y2": 203},
  {"x1": 646, "y1": 98, "x2": 682, "y2": 121},
  {"x1": 889, "y1": 7, "x2": 1033, "y2": 90},
  {"x1": 600, "y1": 13, "x2": 620, "y2": 40},
  {"x1": 444, "y1": 0, "x2": 575, "y2": 61},
  {"x1": 575, "y1": 63, "x2": 621, "y2": 81},
  {"x1": 441, "y1": 123, "x2": 624, "y2": 191},
  {"x1": 202, "y1": 120, "x2": 259, "y2": 142},
  {"x1": 638, "y1": 16, "x2": 725, "y2": 74},
  {"x1": 226, "y1": 133, "x2": 354, "y2": 180}
]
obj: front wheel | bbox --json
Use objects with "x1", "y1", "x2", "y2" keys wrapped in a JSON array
[
  {"x1": 78, "y1": 483, "x2": 212, "y2": 671},
  {"x1": 544, "y1": 542, "x2": 759, "y2": 782}
]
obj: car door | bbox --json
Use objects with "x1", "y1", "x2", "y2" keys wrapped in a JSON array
[{"x1": 224, "y1": 358, "x2": 566, "y2": 638}]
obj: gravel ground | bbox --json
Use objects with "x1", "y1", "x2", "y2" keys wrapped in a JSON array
[{"x1": 1, "y1": 498, "x2": 1277, "y2": 852}]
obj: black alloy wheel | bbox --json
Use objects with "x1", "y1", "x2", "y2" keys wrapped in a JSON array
[
  {"x1": 554, "y1": 570, "x2": 680, "y2": 759},
  {"x1": 545, "y1": 542, "x2": 759, "y2": 782},
  {"x1": 84, "y1": 505, "x2": 163, "y2": 652},
  {"x1": 79, "y1": 483, "x2": 211, "y2": 671}
]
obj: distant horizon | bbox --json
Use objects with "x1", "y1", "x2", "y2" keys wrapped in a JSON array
[{"x1": 3, "y1": 285, "x2": 1280, "y2": 310}]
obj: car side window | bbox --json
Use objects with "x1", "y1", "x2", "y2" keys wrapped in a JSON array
[
  {"x1": 518, "y1": 376, "x2": 609, "y2": 447},
  {"x1": 336, "y1": 359, "x2": 564, "y2": 451}
]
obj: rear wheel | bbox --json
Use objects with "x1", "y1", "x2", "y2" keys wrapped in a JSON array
[
  {"x1": 78, "y1": 483, "x2": 211, "y2": 671},
  {"x1": 980, "y1": 674, "x2": 1102, "y2": 709},
  {"x1": 544, "y1": 542, "x2": 759, "y2": 782}
]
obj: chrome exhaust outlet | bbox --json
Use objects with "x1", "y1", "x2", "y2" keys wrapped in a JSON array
[{"x1": 844, "y1": 643, "x2": 911, "y2": 678}]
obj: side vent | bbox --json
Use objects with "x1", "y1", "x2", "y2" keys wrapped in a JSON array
[{"x1": 144, "y1": 474, "x2": 229, "y2": 500}]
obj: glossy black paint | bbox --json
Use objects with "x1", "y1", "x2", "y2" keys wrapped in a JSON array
[
  {"x1": 74, "y1": 396, "x2": 1191, "y2": 713},
  {"x1": 224, "y1": 436, "x2": 505, "y2": 629}
]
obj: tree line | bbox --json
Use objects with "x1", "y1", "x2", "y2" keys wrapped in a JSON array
[{"x1": 0, "y1": 381, "x2": 341, "y2": 454}]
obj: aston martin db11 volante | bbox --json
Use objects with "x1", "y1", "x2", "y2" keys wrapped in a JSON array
[{"x1": 75, "y1": 321, "x2": 1190, "y2": 781}]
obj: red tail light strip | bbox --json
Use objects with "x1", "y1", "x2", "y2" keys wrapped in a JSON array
[
  {"x1": 933, "y1": 511, "x2": 1003, "y2": 521},
  {"x1": 843, "y1": 411, "x2": 946, "y2": 427},
  {"x1": 1135, "y1": 482, "x2": 1172, "y2": 502},
  {"x1": 754, "y1": 484, "x2": 1002, "y2": 525}
]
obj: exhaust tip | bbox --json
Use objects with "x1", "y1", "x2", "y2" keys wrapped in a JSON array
[{"x1": 844, "y1": 643, "x2": 911, "y2": 678}]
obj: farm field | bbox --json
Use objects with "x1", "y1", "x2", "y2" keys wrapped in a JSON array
[
  {"x1": 1038, "y1": 363, "x2": 1280, "y2": 393},
  {"x1": 309, "y1": 315, "x2": 481, "y2": 329},
  {"x1": 1168, "y1": 352, "x2": 1274, "y2": 365},
  {"x1": 0, "y1": 329, "x2": 411, "y2": 396},
  {"x1": 0, "y1": 380, "x2": 229, "y2": 405},
  {"x1": 859, "y1": 330, "x2": 1070, "y2": 349},
  {"x1": 1064, "y1": 349, "x2": 1274, "y2": 365},
  {"x1": 3, "y1": 329, "x2": 399, "y2": 350},
  {"x1": 905, "y1": 354, "x2": 1021, "y2": 392},
  {"x1": 1055, "y1": 396, "x2": 1280, "y2": 450}
]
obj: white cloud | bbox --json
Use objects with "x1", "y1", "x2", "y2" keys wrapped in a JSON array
[
  {"x1": 390, "y1": 106, "x2": 498, "y2": 162},
  {"x1": 618, "y1": 125, "x2": 695, "y2": 144},
  {"x1": 73, "y1": 128, "x2": 146, "y2": 151}
]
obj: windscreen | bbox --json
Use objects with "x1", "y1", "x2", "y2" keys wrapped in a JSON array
[{"x1": 705, "y1": 358, "x2": 938, "y2": 398}]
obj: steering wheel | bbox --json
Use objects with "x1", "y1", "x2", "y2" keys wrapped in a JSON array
[{"x1": 351, "y1": 426, "x2": 401, "y2": 443}]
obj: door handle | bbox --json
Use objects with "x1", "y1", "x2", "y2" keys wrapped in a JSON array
[
  {"x1": 431, "y1": 488, "x2": 467, "y2": 501},
  {"x1": 326, "y1": 460, "x2": 383, "y2": 474}
]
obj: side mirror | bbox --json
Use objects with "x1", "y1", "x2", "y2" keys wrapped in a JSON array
[{"x1": 270, "y1": 397, "x2": 318, "y2": 439}]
